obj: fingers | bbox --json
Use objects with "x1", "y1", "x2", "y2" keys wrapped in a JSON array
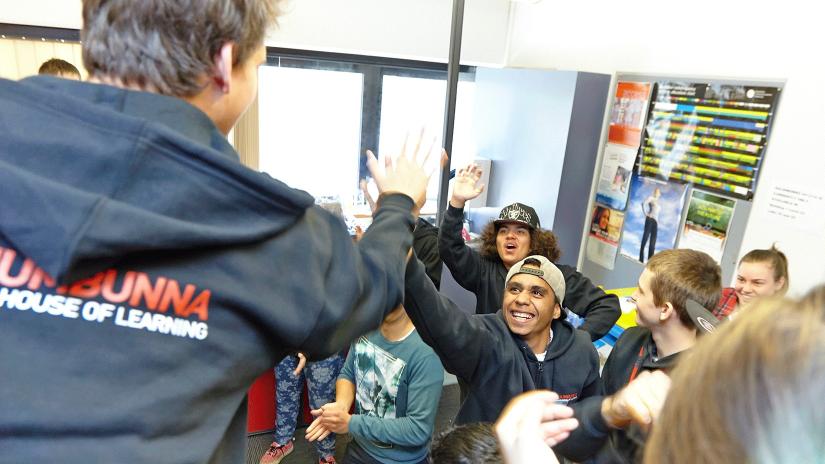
[
  {"x1": 305, "y1": 421, "x2": 330, "y2": 442},
  {"x1": 292, "y1": 352, "x2": 306, "y2": 376},
  {"x1": 366, "y1": 150, "x2": 384, "y2": 187},
  {"x1": 411, "y1": 128, "x2": 424, "y2": 162}
]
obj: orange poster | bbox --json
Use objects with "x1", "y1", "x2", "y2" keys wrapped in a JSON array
[{"x1": 608, "y1": 81, "x2": 651, "y2": 147}]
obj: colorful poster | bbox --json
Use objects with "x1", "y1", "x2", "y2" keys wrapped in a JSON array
[
  {"x1": 678, "y1": 190, "x2": 735, "y2": 263},
  {"x1": 608, "y1": 81, "x2": 652, "y2": 147},
  {"x1": 639, "y1": 82, "x2": 780, "y2": 200},
  {"x1": 586, "y1": 204, "x2": 625, "y2": 270},
  {"x1": 620, "y1": 175, "x2": 688, "y2": 263},
  {"x1": 595, "y1": 143, "x2": 638, "y2": 210}
]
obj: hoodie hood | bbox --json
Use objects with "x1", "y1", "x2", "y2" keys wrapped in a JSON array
[{"x1": 0, "y1": 76, "x2": 313, "y2": 283}]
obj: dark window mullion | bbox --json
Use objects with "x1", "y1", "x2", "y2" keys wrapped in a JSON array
[{"x1": 358, "y1": 65, "x2": 382, "y2": 181}]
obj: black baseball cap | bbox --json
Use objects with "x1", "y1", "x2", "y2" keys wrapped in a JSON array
[
  {"x1": 686, "y1": 299, "x2": 721, "y2": 334},
  {"x1": 494, "y1": 202, "x2": 540, "y2": 230}
]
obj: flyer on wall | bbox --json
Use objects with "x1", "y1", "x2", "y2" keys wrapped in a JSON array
[
  {"x1": 586, "y1": 204, "x2": 626, "y2": 270},
  {"x1": 619, "y1": 174, "x2": 687, "y2": 264},
  {"x1": 595, "y1": 143, "x2": 638, "y2": 210},
  {"x1": 678, "y1": 190, "x2": 736, "y2": 263},
  {"x1": 638, "y1": 81, "x2": 780, "y2": 200},
  {"x1": 608, "y1": 81, "x2": 652, "y2": 147}
]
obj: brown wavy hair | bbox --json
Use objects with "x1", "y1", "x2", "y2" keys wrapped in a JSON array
[{"x1": 478, "y1": 221, "x2": 561, "y2": 263}]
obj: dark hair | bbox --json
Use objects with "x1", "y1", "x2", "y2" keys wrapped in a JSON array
[
  {"x1": 646, "y1": 249, "x2": 722, "y2": 328},
  {"x1": 81, "y1": 0, "x2": 283, "y2": 96},
  {"x1": 478, "y1": 222, "x2": 561, "y2": 263},
  {"x1": 429, "y1": 423, "x2": 502, "y2": 464},
  {"x1": 38, "y1": 58, "x2": 80, "y2": 77},
  {"x1": 739, "y1": 244, "x2": 789, "y2": 293}
]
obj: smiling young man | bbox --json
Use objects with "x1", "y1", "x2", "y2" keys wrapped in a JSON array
[
  {"x1": 0, "y1": 1, "x2": 432, "y2": 462},
  {"x1": 562, "y1": 249, "x2": 722, "y2": 463},
  {"x1": 439, "y1": 164, "x2": 620, "y2": 341},
  {"x1": 403, "y1": 253, "x2": 599, "y2": 459}
]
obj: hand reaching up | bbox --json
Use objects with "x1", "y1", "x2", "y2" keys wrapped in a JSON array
[
  {"x1": 366, "y1": 130, "x2": 446, "y2": 216},
  {"x1": 450, "y1": 164, "x2": 485, "y2": 209}
]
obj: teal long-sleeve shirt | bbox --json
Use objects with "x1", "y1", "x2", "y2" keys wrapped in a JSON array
[{"x1": 340, "y1": 328, "x2": 444, "y2": 464}]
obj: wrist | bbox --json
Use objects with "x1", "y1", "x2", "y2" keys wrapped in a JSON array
[
  {"x1": 601, "y1": 396, "x2": 625, "y2": 429},
  {"x1": 449, "y1": 197, "x2": 466, "y2": 209}
]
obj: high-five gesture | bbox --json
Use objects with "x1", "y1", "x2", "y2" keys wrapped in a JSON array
[
  {"x1": 450, "y1": 164, "x2": 485, "y2": 209},
  {"x1": 366, "y1": 131, "x2": 445, "y2": 214}
]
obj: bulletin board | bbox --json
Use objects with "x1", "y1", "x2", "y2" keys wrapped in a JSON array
[{"x1": 581, "y1": 73, "x2": 783, "y2": 290}]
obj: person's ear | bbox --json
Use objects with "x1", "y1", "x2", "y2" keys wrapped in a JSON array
[
  {"x1": 213, "y1": 42, "x2": 235, "y2": 94},
  {"x1": 553, "y1": 302, "x2": 561, "y2": 320},
  {"x1": 659, "y1": 302, "x2": 674, "y2": 322}
]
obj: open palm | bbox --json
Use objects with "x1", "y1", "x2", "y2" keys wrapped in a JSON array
[{"x1": 451, "y1": 164, "x2": 485, "y2": 206}]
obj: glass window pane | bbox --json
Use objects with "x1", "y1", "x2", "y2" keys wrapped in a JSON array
[
  {"x1": 258, "y1": 66, "x2": 364, "y2": 208},
  {"x1": 378, "y1": 75, "x2": 476, "y2": 213}
]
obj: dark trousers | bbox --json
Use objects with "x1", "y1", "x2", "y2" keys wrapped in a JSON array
[{"x1": 639, "y1": 216, "x2": 658, "y2": 262}]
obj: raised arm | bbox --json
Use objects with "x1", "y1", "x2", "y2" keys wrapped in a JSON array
[
  {"x1": 437, "y1": 164, "x2": 486, "y2": 292},
  {"x1": 403, "y1": 254, "x2": 491, "y2": 382}
]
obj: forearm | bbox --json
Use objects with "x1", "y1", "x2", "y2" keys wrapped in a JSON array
[
  {"x1": 577, "y1": 294, "x2": 621, "y2": 341},
  {"x1": 335, "y1": 379, "x2": 355, "y2": 410},
  {"x1": 349, "y1": 414, "x2": 434, "y2": 447}
]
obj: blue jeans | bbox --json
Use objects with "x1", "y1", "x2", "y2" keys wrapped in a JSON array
[{"x1": 273, "y1": 353, "x2": 344, "y2": 459}]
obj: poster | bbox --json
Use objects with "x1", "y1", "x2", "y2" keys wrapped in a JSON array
[
  {"x1": 608, "y1": 81, "x2": 652, "y2": 147},
  {"x1": 595, "y1": 143, "x2": 638, "y2": 210},
  {"x1": 638, "y1": 82, "x2": 780, "y2": 200},
  {"x1": 620, "y1": 174, "x2": 687, "y2": 263},
  {"x1": 586, "y1": 204, "x2": 625, "y2": 270},
  {"x1": 678, "y1": 190, "x2": 735, "y2": 263}
]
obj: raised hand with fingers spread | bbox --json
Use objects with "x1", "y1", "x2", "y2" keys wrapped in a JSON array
[
  {"x1": 366, "y1": 131, "x2": 446, "y2": 217},
  {"x1": 449, "y1": 164, "x2": 485, "y2": 209}
]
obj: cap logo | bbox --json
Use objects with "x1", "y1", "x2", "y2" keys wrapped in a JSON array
[
  {"x1": 505, "y1": 205, "x2": 532, "y2": 223},
  {"x1": 697, "y1": 316, "x2": 716, "y2": 333},
  {"x1": 519, "y1": 266, "x2": 544, "y2": 277}
]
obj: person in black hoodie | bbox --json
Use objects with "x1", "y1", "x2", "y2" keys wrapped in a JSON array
[
  {"x1": 403, "y1": 253, "x2": 600, "y2": 458},
  {"x1": 0, "y1": 1, "x2": 436, "y2": 463},
  {"x1": 562, "y1": 249, "x2": 722, "y2": 463},
  {"x1": 440, "y1": 164, "x2": 620, "y2": 341}
]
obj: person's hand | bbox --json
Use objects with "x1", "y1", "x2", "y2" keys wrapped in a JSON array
[
  {"x1": 366, "y1": 130, "x2": 445, "y2": 215},
  {"x1": 449, "y1": 164, "x2": 485, "y2": 209},
  {"x1": 495, "y1": 390, "x2": 578, "y2": 464},
  {"x1": 359, "y1": 179, "x2": 377, "y2": 214},
  {"x1": 305, "y1": 402, "x2": 351, "y2": 442},
  {"x1": 602, "y1": 370, "x2": 671, "y2": 432},
  {"x1": 292, "y1": 352, "x2": 306, "y2": 377}
]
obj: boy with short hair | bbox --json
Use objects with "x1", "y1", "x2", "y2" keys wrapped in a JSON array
[{"x1": 563, "y1": 248, "x2": 722, "y2": 463}]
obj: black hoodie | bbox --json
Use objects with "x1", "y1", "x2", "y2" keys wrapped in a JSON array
[
  {"x1": 563, "y1": 326, "x2": 685, "y2": 463},
  {"x1": 0, "y1": 77, "x2": 414, "y2": 463},
  {"x1": 403, "y1": 255, "x2": 600, "y2": 428},
  {"x1": 438, "y1": 204, "x2": 620, "y2": 341}
]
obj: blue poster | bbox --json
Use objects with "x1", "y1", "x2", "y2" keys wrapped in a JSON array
[{"x1": 619, "y1": 174, "x2": 687, "y2": 263}]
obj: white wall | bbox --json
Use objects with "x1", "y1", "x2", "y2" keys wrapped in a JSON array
[
  {"x1": 506, "y1": 0, "x2": 825, "y2": 296},
  {"x1": 268, "y1": 0, "x2": 511, "y2": 65},
  {"x1": 0, "y1": 0, "x2": 82, "y2": 28}
]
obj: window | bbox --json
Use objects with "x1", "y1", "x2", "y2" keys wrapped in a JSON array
[{"x1": 257, "y1": 49, "x2": 476, "y2": 217}]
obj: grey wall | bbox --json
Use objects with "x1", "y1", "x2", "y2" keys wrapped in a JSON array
[
  {"x1": 471, "y1": 68, "x2": 578, "y2": 226},
  {"x1": 552, "y1": 72, "x2": 611, "y2": 267}
]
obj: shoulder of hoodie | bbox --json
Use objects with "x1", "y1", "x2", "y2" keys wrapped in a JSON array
[{"x1": 613, "y1": 326, "x2": 651, "y2": 351}]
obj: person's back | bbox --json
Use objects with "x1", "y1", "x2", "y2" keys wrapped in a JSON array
[{"x1": 0, "y1": 1, "x2": 431, "y2": 462}]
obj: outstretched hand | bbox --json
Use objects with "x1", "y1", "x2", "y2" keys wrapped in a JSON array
[
  {"x1": 366, "y1": 130, "x2": 446, "y2": 216},
  {"x1": 450, "y1": 164, "x2": 485, "y2": 209},
  {"x1": 602, "y1": 370, "x2": 671, "y2": 432},
  {"x1": 495, "y1": 390, "x2": 579, "y2": 464}
]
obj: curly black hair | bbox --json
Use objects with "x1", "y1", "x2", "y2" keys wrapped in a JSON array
[{"x1": 478, "y1": 221, "x2": 561, "y2": 263}]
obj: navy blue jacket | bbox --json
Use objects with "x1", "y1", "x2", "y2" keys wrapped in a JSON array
[
  {"x1": 403, "y1": 255, "x2": 600, "y2": 429},
  {"x1": 0, "y1": 76, "x2": 414, "y2": 463}
]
